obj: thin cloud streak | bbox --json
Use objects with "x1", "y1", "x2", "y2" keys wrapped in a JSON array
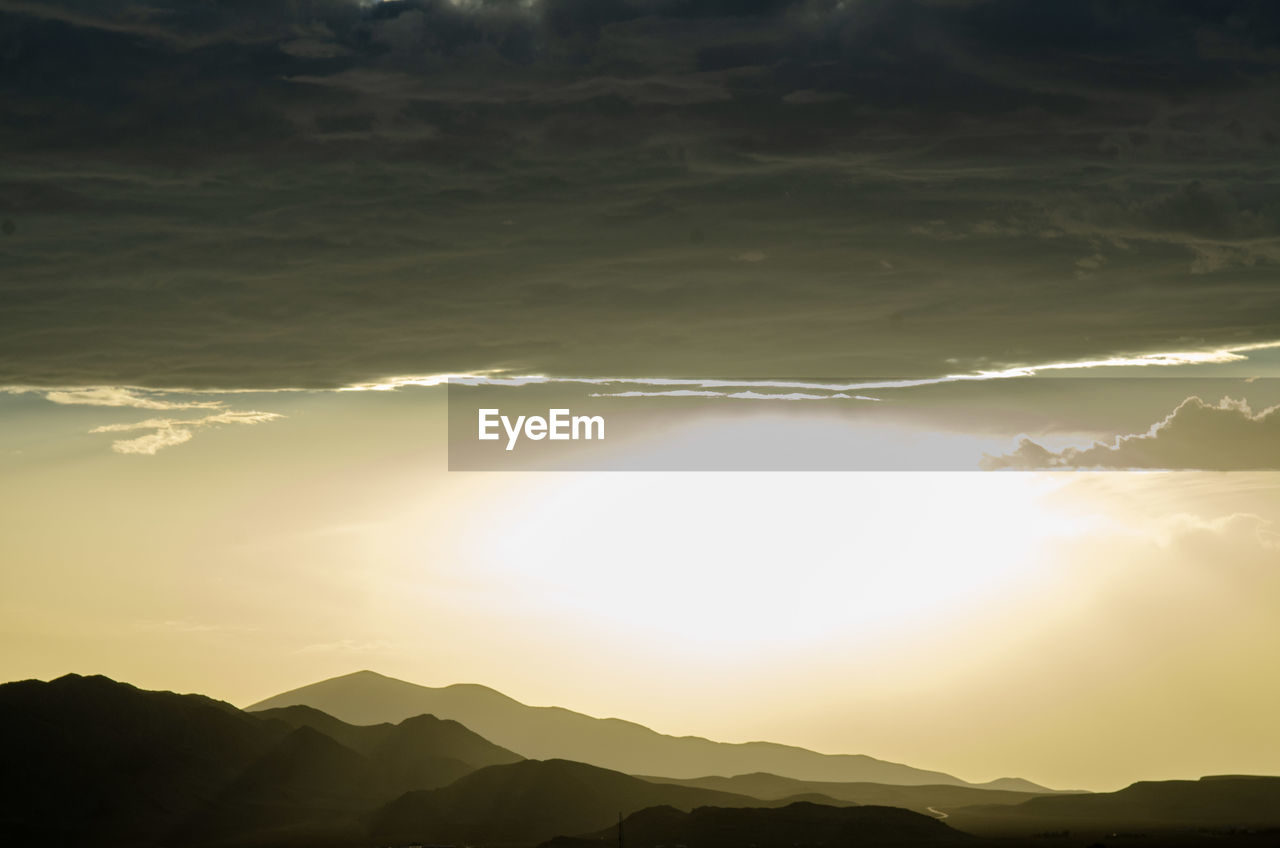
[
  {"x1": 89, "y1": 410, "x2": 284, "y2": 455},
  {"x1": 1, "y1": 385, "x2": 226, "y2": 410},
  {"x1": 8, "y1": 341, "x2": 1278, "y2": 401},
  {"x1": 4, "y1": 339, "x2": 1276, "y2": 457},
  {"x1": 343, "y1": 340, "x2": 1280, "y2": 396},
  {"x1": 45, "y1": 387, "x2": 225, "y2": 411},
  {"x1": 590, "y1": 390, "x2": 883, "y2": 401}
]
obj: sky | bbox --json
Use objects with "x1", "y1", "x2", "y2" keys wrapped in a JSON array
[{"x1": 2, "y1": 0, "x2": 1280, "y2": 792}]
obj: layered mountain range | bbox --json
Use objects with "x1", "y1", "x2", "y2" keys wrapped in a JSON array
[
  {"x1": 3, "y1": 672, "x2": 1278, "y2": 848},
  {"x1": 248, "y1": 670, "x2": 1039, "y2": 788}
]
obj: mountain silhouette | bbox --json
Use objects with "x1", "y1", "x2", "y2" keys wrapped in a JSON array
[
  {"x1": 170, "y1": 724, "x2": 380, "y2": 847},
  {"x1": 0, "y1": 675, "x2": 518, "y2": 846},
  {"x1": 946, "y1": 775, "x2": 1280, "y2": 836},
  {"x1": 641, "y1": 772, "x2": 1054, "y2": 813},
  {"x1": 969, "y1": 777, "x2": 1056, "y2": 793},
  {"x1": 257, "y1": 704, "x2": 522, "y2": 790},
  {"x1": 249, "y1": 671, "x2": 981, "y2": 785},
  {"x1": 544, "y1": 801, "x2": 972, "y2": 848},
  {"x1": 9, "y1": 673, "x2": 1280, "y2": 848},
  {"x1": 0, "y1": 674, "x2": 283, "y2": 846},
  {"x1": 369, "y1": 757, "x2": 786, "y2": 845},
  {"x1": 253, "y1": 704, "x2": 392, "y2": 753}
]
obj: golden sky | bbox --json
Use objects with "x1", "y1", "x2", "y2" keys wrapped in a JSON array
[{"x1": 2, "y1": 381, "x2": 1277, "y2": 792}]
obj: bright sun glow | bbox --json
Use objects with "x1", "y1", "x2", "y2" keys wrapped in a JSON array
[{"x1": 449, "y1": 470, "x2": 1096, "y2": 654}]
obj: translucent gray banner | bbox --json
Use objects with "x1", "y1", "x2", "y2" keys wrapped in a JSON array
[{"x1": 447, "y1": 376, "x2": 1280, "y2": 471}]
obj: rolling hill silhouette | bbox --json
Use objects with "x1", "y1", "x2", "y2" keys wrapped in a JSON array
[
  {"x1": 642, "y1": 772, "x2": 1052, "y2": 813},
  {"x1": 369, "y1": 758, "x2": 787, "y2": 845},
  {"x1": 0, "y1": 675, "x2": 519, "y2": 846},
  {"x1": 249, "y1": 670, "x2": 982, "y2": 785},
  {"x1": 544, "y1": 801, "x2": 972, "y2": 848},
  {"x1": 946, "y1": 775, "x2": 1280, "y2": 836}
]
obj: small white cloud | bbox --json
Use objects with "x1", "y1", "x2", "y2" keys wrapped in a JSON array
[
  {"x1": 110, "y1": 426, "x2": 195, "y2": 455},
  {"x1": 90, "y1": 409, "x2": 284, "y2": 455}
]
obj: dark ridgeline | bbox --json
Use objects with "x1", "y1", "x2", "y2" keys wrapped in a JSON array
[
  {"x1": 545, "y1": 801, "x2": 972, "y2": 848},
  {"x1": 247, "y1": 670, "x2": 987, "y2": 785},
  {"x1": 1, "y1": 674, "x2": 284, "y2": 846},
  {"x1": 256, "y1": 705, "x2": 523, "y2": 790},
  {"x1": 4, "y1": 674, "x2": 1280, "y2": 848},
  {"x1": 0, "y1": 674, "x2": 521, "y2": 847},
  {"x1": 946, "y1": 775, "x2": 1280, "y2": 837},
  {"x1": 0, "y1": 675, "x2": 921, "y2": 847},
  {"x1": 368, "y1": 756, "x2": 860, "y2": 845},
  {"x1": 639, "y1": 771, "x2": 1060, "y2": 812}
]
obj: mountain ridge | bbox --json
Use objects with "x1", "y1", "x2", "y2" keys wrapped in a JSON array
[
  {"x1": 369, "y1": 757, "x2": 810, "y2": 845},
  {"x1": 639, "y1": 772, "x2": 1057, "y2": 813},
  {"x1": 4, "y1": 674, "x2": 1280, "y2": 848},
  {"x1": 0, "y1": 674, "x2": 522, "y2": 846},
  {"x1": 945, "y1": 775, "x2": 1280, "y2": 836},
  {"x1": 247, "y1": 670, "x2": 1007, "y2": 787}
]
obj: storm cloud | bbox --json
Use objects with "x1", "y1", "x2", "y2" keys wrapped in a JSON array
[{"x1": 3, "y1": 0, "x2": 1280, "y2": 388}]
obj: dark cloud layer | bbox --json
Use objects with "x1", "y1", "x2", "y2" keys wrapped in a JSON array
[{"x1": 3, "y1": 0, "x2": 1280, "y2": 387}]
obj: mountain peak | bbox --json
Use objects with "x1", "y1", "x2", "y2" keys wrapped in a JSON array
[
  {"x1": 249, "y1": 672, "x2": 985, "y2": 786},
  {"x1": 51, "y1": 672, "x2": 137, "y2": 689},
  {"x1": 334, "y1": 669, "x2": 391, "y2": 681}
]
